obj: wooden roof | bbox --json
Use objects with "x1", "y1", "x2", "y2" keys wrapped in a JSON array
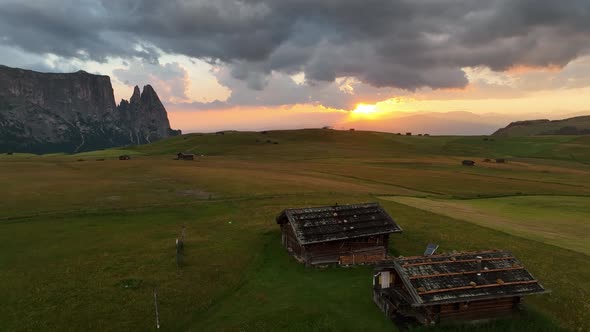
[
  {"x1": 377, "y1": 250, "x2": 547, "y2": 306},
  {"x1": 276, "y1": 202, "x2": 402, "y2": 245}
]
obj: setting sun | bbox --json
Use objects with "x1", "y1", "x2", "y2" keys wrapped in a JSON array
[
  {"x1": 353, "y1": 103, "x2": 378, "y2": 115},
  {"x1": 350, "y1": 103, "x2": 385, "y2": 120},
  {"x1": 350, "y1": 102, "x2": 396, "y2": 120}
]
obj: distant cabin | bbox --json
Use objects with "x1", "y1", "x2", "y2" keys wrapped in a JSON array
[
  {"x1": 276, "y1": 203, "x2": 402, "y2": 266},
  {"x1": 495, "y1": 158, "x2": 506, "y2": 163},
  {"x1": 462, "y1": 160, "x2": 475, "y2": 166},
  {"x1": 373, "y1": 250, "x2": 547, "y2": 325},
  {"x1": 177, "y1": 152, "x2": 194, "y2": 160},
  {"x1": 406, "y1": 132, "x2": 412, "y2": 136},
  {"x1": 349, "y1": 128, "x2": 355, "y2": 131},
  {"x1": 119, "y1": 155, "x2": 130, "y2": 160}
]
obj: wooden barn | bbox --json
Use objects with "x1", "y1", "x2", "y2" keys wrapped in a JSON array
[
  {"x1": 276, "y1": 203, "x2": 402, "y2": 266},
  {"x1": 176, "y1": 152, "x2": 195, "y2": 160},
  {"x1": 373, "y1": 250, "x2": 547, "y2": 326},
  {"x1": 462, "y1": 160, "x2": 475, "y2": 166}
]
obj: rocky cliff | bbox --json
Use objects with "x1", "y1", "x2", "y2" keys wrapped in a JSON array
[{"x1": 0, "y1": 65, "x2": 180, "y2": 153}]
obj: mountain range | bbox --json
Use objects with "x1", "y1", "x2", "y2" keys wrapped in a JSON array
[{"x1": 0, "y1": 65, "x2": 180, "y2": 154}]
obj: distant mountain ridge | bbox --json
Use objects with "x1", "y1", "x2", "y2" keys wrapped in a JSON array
[
  {"x1": 493, "y1": 115, "x2": 590, "y2": 137},
  {"x1": 0, "y1": 65, "x2": 180, "y2": 153}
]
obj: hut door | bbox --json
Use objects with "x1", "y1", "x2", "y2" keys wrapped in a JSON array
[{"x1": 381, "y1": 271, "x2": 390, "y2": 288}]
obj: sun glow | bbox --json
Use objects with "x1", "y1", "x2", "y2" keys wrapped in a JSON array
[
  {"x1": 350, "y1": 102, "x2": 393, "y2": 120},
  {"x1": 353, "y1": 103, "x2": 378, "y2": 115}
]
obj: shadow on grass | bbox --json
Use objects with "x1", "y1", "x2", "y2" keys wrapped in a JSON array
[
  {"x1": 193, "y1": 230, "x2": 562, "y2": 331},
  {"x1": 406, "y1": 309, "x2": 562, "y2": 332}
]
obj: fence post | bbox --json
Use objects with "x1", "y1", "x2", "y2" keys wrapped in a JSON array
[{"x1": 153, "y1": 287, "x2": 160, "y2": 329}]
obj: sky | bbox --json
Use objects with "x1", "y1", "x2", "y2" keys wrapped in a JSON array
[{"x1": 1, "y1": 0, "x2": 590, "y2": 134}]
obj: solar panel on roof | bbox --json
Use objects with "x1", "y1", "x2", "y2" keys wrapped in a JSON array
[{"x1": 424, "y1": 243, "x2": 439, "y2": 256}]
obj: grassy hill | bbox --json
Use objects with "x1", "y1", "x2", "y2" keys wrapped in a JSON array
[
  {"x1": 1, "y1": 129, "x2": 589, "y2": 331},
  {"x1": 493, "y1": 115, "x2": 590, "y2": 137},
  {"x1": 128, "y1": 129, "x2": 590, "y2": 163}
]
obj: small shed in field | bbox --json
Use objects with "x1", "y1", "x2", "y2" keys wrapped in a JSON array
[
  {"x1": 373, "y1": 250, "x2": 547, "y2": 325},
  {"x1": 276, "y1": 203, "x2": 402, "y2": 266},
  {"x1": 462, "y1": 160, "x2": 475, "y2": 166},
  {"x1": 119, "y1": 155, "x2": 130, "y2": 160},
  {"x1": 176, "y1": 152, "x2": 195, "y2": 160}
]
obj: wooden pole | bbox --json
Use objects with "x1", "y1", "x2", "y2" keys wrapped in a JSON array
[{"x1": 153, "y1": 287, "x2": 160, "y2": 329}]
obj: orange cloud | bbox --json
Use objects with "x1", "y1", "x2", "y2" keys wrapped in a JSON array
[{"x1": 506, "y1": 64, "x2": 562, "y2": 74}]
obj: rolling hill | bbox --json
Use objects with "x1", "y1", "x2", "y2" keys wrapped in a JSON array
[
  {"x1": 1, "y1": 130, "x2": 589, "y2": 331},
  {"x1": 493, "y1": 115, "x2": 590, "y2": 137}
]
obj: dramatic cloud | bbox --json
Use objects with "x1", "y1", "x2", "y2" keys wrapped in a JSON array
[
  {"x1": 1, "y1": 0, "x2": 589, "y2": 107},
  {"x1": 113, "y1": 60, "x2": 191, "y2": 103}
]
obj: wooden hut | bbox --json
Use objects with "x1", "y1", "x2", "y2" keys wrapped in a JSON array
[
  {"x1": 176, "y1": 152, "x2": 195, "y2": 160},
  {"x1": 372, "y1": 250, "x2": 547, "y2": 325},
  {"x1": 276, "y1": 203, "x2": 402, "y2": 266},
  {"x1": 119, "y1": 155, "x2": 130, "y2": 160},
  {"x1": 462, "y1": 160, "x2": 475, "y2": 166}
]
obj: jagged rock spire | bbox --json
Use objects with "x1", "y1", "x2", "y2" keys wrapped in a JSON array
[
  {"x1": 0, "y1": 65, "x2": 180, "y2": 153},
  {"x1": 130, "y1": 85, "x2": 141, "y2": 104}
]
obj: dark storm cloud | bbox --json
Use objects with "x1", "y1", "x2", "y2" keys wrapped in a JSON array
[
  {"x1": 113, "y1": 60, "x2": 190, "y2": 102},
  {"x1": 1, "y1": 0, "x2": 589, "y2": 92}
]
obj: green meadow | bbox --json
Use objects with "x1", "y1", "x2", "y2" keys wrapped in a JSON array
[
  {"x1": 1, "y1": 130, "x2": 589, "y2": 331},
  {"x1": 381, "y1": 196, "x2": 590, "y2": 256}
]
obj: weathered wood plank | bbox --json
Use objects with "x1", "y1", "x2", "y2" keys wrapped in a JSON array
[
  {"x1": 418, "y1": 280, "x2": 538, "y2": 295},
  {"x1": 409, "y1": 266, "x2": 524, "y2": 280}
]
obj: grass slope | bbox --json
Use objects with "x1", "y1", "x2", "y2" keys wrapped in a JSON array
[
  {"x1": 1, "y1": 129, "x2": 589, "y2": 331},
  {"x1": 380, "y1": 196, "x2": 590, "y2": 256},
  {"x1": 493, "y1": 116, "x2": 590, "y2": 137}
]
